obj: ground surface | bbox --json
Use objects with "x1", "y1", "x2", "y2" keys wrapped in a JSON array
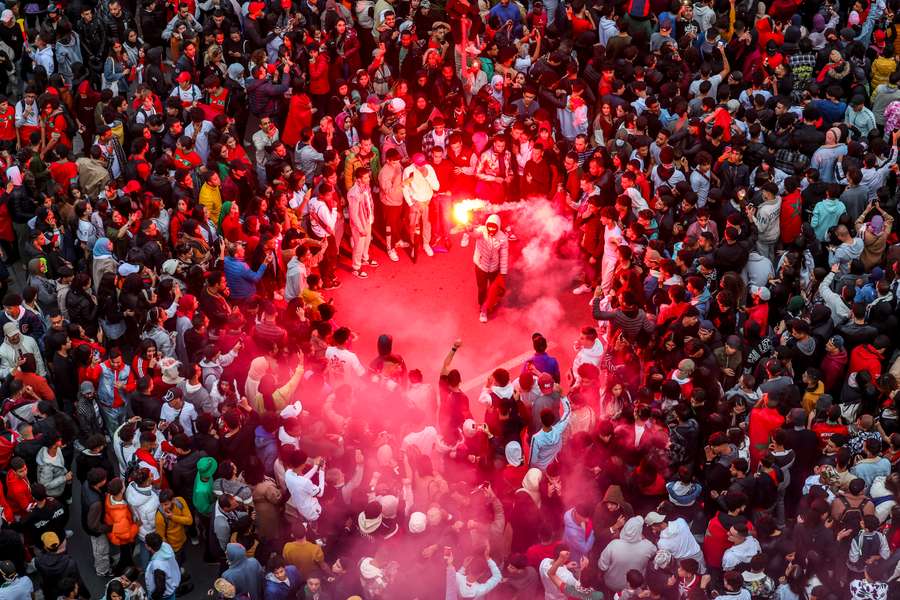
[{"x1": 67, "y1": 228, "x2": 592, "y2": 598}]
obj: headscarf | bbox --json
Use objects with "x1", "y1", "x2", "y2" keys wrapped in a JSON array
[
  {"x1": 657, "y1": 517, "x2": 700, "y2": 558},
  {"x1": 218, "y1": 201, "x2": 234, "y2": 230},
  {"x1": 518, "y1": 468, "x2": 543, "y2": 506},
  {"x1": 505, "y1": 441, "x2": 523, "y2": 466},
  {"x1": 92, "y1": 237, "x2": 113, "y2": 258},
  {"x1": 227, "y1": 63, "x2": 246, "y2": 86}
]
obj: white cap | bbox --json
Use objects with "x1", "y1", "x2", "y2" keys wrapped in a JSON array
[
  {"x1": 750, "y1": 285, "x2": 771, "y2": 302},
  {"x1": 1, "y1": 10, "x2": 13, "y2": 23}
]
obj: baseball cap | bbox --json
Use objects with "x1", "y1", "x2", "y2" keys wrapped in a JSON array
[
  {"x1": 176, "y1": 71, "x2": 192, "y2": 84},
  {"x1": 41, "y1": 531, "x2": 60, "y2": 550},
  {"x1": 645, "y1": 511, "x2": 666, "y2": 526},
  {"x1": 538, "y1": 372, "x2": 554, "y2": 393}
]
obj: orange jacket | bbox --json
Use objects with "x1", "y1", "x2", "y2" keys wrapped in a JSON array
[{"x1": 104, "y1": 495, "x2": 139, "y2": 545}]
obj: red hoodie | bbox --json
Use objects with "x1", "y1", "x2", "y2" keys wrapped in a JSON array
[
  {"x1": 849, "y1": 344, "x2": 884, "y2": 379},
  {"x1": 749, "y1": 402, "x2": 783, "y2": 467}
]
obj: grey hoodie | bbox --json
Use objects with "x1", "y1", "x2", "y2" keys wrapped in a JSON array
[
  {"x1": 598, "y1": 516, "x2": 658, "y2": 591},
  {"x1": 36, "y1": 446, "x2": 67, "y2": 498}
]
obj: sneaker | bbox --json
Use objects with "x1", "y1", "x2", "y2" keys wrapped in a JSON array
[
  {"x1": 423, "y1": 244, "x2": 434, "y2": 257},
  {"x1": 479, "y1": 311, "x2": 488, "y2": 323},
  {"x1": 506, "y1": 227, "x2": 517, "y2": 241},
  {"x1": 387, "y1": 248, "x2": 399, "y2": 262},
  {"x1": 572, "y1": 284, "x2": 592, "y2": 295},
  {"x1": 353, "y1": 270, "x2": 368, "y2": 279},
  {"x1": 396, "y1": 240, "x2": 410, "y2": 248},
  {"x1": 366, "y1": 259, "x2": 380, "y2": 268},
  {"x1": 190, "y1": 537, "x2": 200, "y2": 546},
  {"x1": 323, "y1": 279, "x2": 342, "y2": 290},
  {"x1": 461, "y1": 232, "x2": 470, "y2": 247}
]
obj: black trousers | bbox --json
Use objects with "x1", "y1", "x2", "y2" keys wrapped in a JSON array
[{"x1": 475, "y1": 266, "x2": 499, "y2": 308}]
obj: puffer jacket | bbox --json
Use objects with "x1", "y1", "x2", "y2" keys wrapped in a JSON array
[
  {"x1": 105, "y1": 495, "x2": 138, "y2": 545},
  {"x1": 125, "y1": 482, "x2": 160, "y2": 540},
  {"x1": 154, "y1": 496, "x2": 192, "y2": 551},
  {"x1": 36, "y1": 447, "x2": 67, "y2": 498}
]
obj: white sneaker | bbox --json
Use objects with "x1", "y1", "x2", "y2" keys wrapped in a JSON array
[
  {"x1": 572, "y1": 284, "x2": 592, "y2": 295},
  {"x1": 366, "y1": 259, "x2": 379, "y2": 268},
  {"x1": 423, "y1": 244, "x2": 434, "y2": 257},
  {"x1": 353, "y1": 270, "x2": 368, "y2": 279},
  {"x1": 461, "y1": 233, "x2": 470, "y2": 247},
  {"x1": 396, "y1": 240, "x2": 410, "y2": 248},
  {"x1": 479, "y1": 311, "x2": 488, "y2": 323},
  {"x1": 388, "y1": 248, "x2": 399, "y2": 262}
]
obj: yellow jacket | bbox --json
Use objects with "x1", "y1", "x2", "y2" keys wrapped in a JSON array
[
  {"x1": 199, "y1": 183, "x2": 223, "y2": 224},
  {"x1": 154, "y1": 496, "x2": 193, "y2": 551},
  {"x1": 871, "y1": 57, "x2": 897, "y2": 97}
]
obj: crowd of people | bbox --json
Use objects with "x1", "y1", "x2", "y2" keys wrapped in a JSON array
[{"x1": 1, "y1": 0, "x2": 900, "y2": 597}]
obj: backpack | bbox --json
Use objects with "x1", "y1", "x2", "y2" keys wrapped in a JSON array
[
  {"x1": 857, "y1": 530, "x2": 883, "y2": 563},
  {"x1": 838, "y1": 495, "x2": 871, "y2": 531},
  {"x1": 121, "y1": 444, "x2": 141, "y2": 483}
]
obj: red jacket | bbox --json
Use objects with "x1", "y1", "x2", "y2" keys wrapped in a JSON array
[
  {"x1": 6, "y1": 470, "x2": 32, "y2": 518},
  {"x1": 749, "y1": 403, "x2": 783, "y2": 467},
  {"x1": 821, "y1": 349, "x2": 848, "y2": 393},
  {"x1": 308, "y1": 55, "x2": 330, "y2": 96},
  {"x1": 703, "y1": 512, "x2": 756, "y2": 569},
  {"x1": 849, "y1": 344, "x2": 884, "y2": 379}
]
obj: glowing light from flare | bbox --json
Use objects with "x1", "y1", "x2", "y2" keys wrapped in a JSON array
[{"x1": 452, "y1": 199, "x2": 488, "y2": 225}]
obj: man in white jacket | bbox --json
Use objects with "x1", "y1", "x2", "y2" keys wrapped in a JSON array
[
  {"x1": 0, "y1": 321, "x2": 45, "y2": 378},
  {"x1": 402, "y1": 153, "x2": 440, "y2": 257}
]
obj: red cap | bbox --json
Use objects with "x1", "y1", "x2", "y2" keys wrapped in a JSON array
[
  {"x1": 248, "y1": 1, "x2": 265, "y2": 15},
  {"x1": 538, "y1": 372, "x2": 554, "y2": 393},
  {"x1": 411, "y1": 152, "x2": 427, "y2": 166},
  {"x1": 176, "y1": 71, "x2": 192, "y2": 84},
  {"x1": 123, "y1": 180, "x2": 142, "y2": 194}
]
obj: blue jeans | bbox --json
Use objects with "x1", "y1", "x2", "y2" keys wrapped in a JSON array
[{"x1": 99, "y1": 404, "x2": 124, "y2": 437}]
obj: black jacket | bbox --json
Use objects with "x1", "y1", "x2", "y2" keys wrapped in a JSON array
[
  {"x1": 65, "y1": 288, "x2": 97, "y2": 332},
  {"x1": 171, "y1": 449, "x2": 208, "y2": 500}
]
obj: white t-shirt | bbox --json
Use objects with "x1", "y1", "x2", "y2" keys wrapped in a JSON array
[
  {"x1": 160, "y1": 401, "x2": 198, "y2": 436},
  {"x1": 539, "y1": 558, "x2": 577, "y2": 600},
  {"x1": 325, "y1": 346, "x2": 366, "y2": 378}
]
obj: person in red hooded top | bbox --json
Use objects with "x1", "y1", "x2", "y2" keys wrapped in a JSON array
[
  {"x1": 702, "y1": 490, "x2": 754, "y2": 571},
  {"x1": 748, "y1": 385, "x2": 786, "y2": 468},
  {"x1": 5, "y1": 457, "x2": 33, "y2": 519},
  {"x1": 848, "y1": 335, "x2": 889, "y2": 380}
]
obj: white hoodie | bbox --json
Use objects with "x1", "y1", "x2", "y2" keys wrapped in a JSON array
[
  {"x1": 477, "y1": 382, "x2": 515, "y2": 406},
  {"x1": 572, "y1": 339, "x2": 604, "y2": 378}
]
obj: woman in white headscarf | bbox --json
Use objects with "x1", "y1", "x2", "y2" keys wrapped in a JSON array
[{"x1": 510, "y1": 468, "x2": 543, "y2": 552}]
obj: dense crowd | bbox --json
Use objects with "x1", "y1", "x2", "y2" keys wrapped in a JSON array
[{"x1": 0, "y1": 0, "x2": 900, "y2": 598}]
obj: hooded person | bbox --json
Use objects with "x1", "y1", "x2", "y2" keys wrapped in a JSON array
[
  {"x1": 222, "y1": 542, "x2": 263, "y2": 599},
  {"x1": 34, "y1": 531, "x2": 84, "y2": 600},
  {"x1": 26, "y1": 258, "x2": 57, "y2": 313},
  {"x1": 75, "y1": 381, "x2": 104, "y2": 444},
  {"x1": 473, "y1": 213, "x2": 509, "y2": 322},
  {"x1": 477, "y1": 367, "x2": 515, "y2": 407},
  {"x1": 91, "y1": 238, "x2": 118, "y2": 293},
  {"x1": 192, "y1": 456, "x2": 218, "y2": 518},
  {"x1": 145, "y1": 534, "x2": 182, "y2": 600},
  {"x1": 592, "y1": 484, "x2": 635, "y2": 543},
  {"x1": 510, "y1": 468, "x2": 543, "y2": 552},
  {"x1": 598, "y1": 515, "x2": 658, "y2": 591}
]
